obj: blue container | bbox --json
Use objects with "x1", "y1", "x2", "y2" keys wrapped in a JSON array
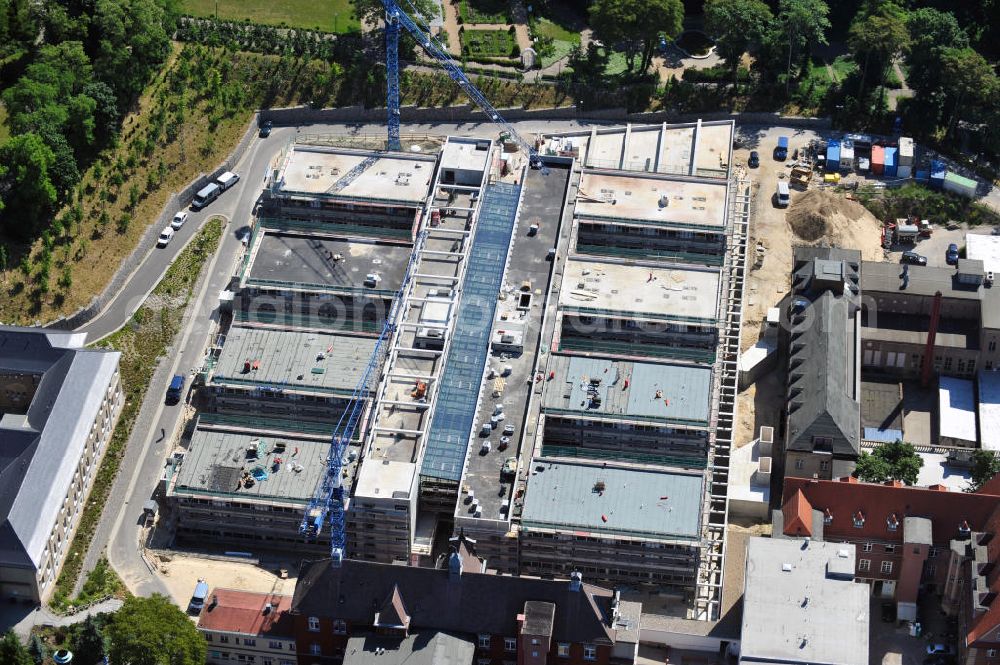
[
  {"x1": 826, "y1": 140, "x2": 840, "y2": 167},
  {"x1": 930, "y1": 160, "x2": 946, "y2": 189},
  {"x1": 914, "y1": 170, "x2": 930, "y2": 182},
  {"x1": 884, "y1": 147, "x2": 898, "y2": 178}
]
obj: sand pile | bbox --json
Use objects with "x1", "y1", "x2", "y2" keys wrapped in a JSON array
[{"x1": 786, "y1": 189, "x2": 883, "y2": 254}]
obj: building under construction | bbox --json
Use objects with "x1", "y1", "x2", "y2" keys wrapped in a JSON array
[{"x1": 167, "y1": 122, "x2": 751, "y2": 623}]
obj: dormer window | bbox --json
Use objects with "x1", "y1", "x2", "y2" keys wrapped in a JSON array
[
  {"x1": 887, "y1": 514, "x2": 899, "y2": 531},
  {"x1": 823, "y1": 509, "x2": 833, "y2": 525},
  {"x1": 853, "y1": 511, "x2": 865, "y2": 528},
  {"x1": 960, "y1": 520, "x2": 971, "y2": 534}
]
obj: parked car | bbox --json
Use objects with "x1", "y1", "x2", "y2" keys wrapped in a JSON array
[
  {"x1": 748, "y1": 151, "x2": 759, "y2": 168},
  {"x1": 946, "y1": 243, "x2": 960, "y2": 265},
  {"x1": 166, "y1": 374, "x2": 185, "y2": 404},
  {"x1": 900, "y1": 251, "x2": 927, "y2": 266},
  {"x1": 157, "y1": 227, "x2": 174, "y2": 247},
  {"x1": 259, "y1": 120, "x2": 273, "y2": 137},
  {"x1": 170, "y1": 211, "x2": 189, "y2": 230},
  {"x1": 926, "y1": 644, "x2": 955, "y2": 655}
]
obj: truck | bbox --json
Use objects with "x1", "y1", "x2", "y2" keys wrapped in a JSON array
[
  {"x1": 774, "y1": 136, "x2": 789, "y2": 161},
  {"x1": 216, "y1": 171, "x2": 240, "y2": 191},
  {"x1": 188, "y1": 579, "x2": 209, "y2": 614},
  {"x1": 894, "y1": 221, "x2": 919, "y2": 243},
  {"x1": 192, "y1": 182, "x2": 221, "y2": 209}
]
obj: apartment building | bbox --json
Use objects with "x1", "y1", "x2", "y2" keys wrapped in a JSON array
[
  {"x1": 198, "y1": 589, "x2": 297, "y2": 665},
  {"x1": 782, "y1": 247, "x2": 862, "y2": 480},
  {"x1": 0, "y1": 326, "x2": 122, "y2": 604},
  {"x1": 289, "y1": 546, "x2": 641, "y2": 665}
]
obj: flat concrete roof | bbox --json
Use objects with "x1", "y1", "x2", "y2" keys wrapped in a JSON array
[
  {"x1": 559, "y1": 259, "x2": 720, "y2": 322},
  {"x1": 572, "y1": 122, "x2": 733, "y2": 177},
  {"x1": 914, "y1": 451, "x2": 971, "y2": 491},
  {"x1": 173, "y1": 428, "x2": 327, "y2": 503},
  {"x1": 439, "y1": 140, "x2": 490, "y2": 174},
  {"x1": 741, "y1": 537, "x2": 869, "y2": 665},
  {"x1": 541, "y1": 354, "x2": 712, "y2": 425},
  {"x1": 520, "y1": 460, "x2": 703, "y2": 541},
  {"x1": 862, "y1": 261, "x2": 982, "y2": 300},
  {"x1": 247, "y1": 233, "x2": 411, "y2": 295},
  {"x1": 939, "y1": 376, "x2": 977, "y2": 443},
  {"x1": 212, "y1": 326, "x2": 377, "y2": 396},
  {"x1": 966, "y1": 234, "x2": 1000, "y2": 275},
  {"x1": 278, "y1": 146, "x2": 434, "y2": 205},
  {"x1": 576, "y1": 172, "x2": 728, "y2": 229},
  {"x1": 979, "y1": 371, "x2": 1000, "y2": 451},
  {"x1": 354, "y1": 459, "x2": 416, "y2": 500}
]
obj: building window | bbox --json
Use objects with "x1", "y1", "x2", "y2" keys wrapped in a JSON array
[
  {"x1": 310, "y1": 644, "x2": 321, "y2": 656},
  {"x1": 990, "y1": 341, "x2": 998, "y2": 352},
  {"x1": 244, "y1": 638, "x2": 256, "y2": 647},
  {"x1": 477, "y1": 660, "x2": 491, "y2": 665},
  {"x1": 881, "y1": 561, "x2": 893, "y2": 574},
  {"x1": 885, "y1": 544, "x2": 896, "y2": 553},
  {"x1": 333, "y1": 620, "x2": 347, "y2": 635},
  {"x1": 887, "y1": 514, "x2": 899, "y2": 531},
  {"x1": 220, "y1": 636, "x2": 230, "y2": 644},
  {"x1": 794, "y1": 459, "x2": 805, "y2": 470},
  {"x1": 926, "y1": 564, "x2": 937, "y2": 577},
  {"x1": 929, "y1": 547, "x2": 938, "y2": 558},
  {"x1": 859, "y1": 559, "x2": 871, "y2": 572},
  {"x1": 853, "y1": 511, "x2": 865, "y2": 528},
  {"x1": 505, "y1": 638, "x2": 517, "y2": 652},
  {"x1": 268, "y1": 641, "x2": 283, "y2": 650},
  {"x1": 478, "y1": 634, "x2": 491, "y2": 649},
  {"x1": 819, "y1": 460, "x2": 830, "y2": 472},
  {"x1": 205, "y1": 634, "x2": 213, "y2": 642},
  {"x1": 862, "y1": 543, "x2": 873, "y2": 553},
  {"x1": 583, "y1": 644, "x2": 597, "y2": 661},
  {"x1": 987, "y1": 648, "x2": 997, "y2": 657},
  {"x1": 308, "y1": 616, "x2": 320, "y2": 632},
  {"x1": 557, "y1": 644, "x2": 570, "y2": 658}
]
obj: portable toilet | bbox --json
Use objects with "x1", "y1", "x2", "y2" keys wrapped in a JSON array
[
  {"x1": 839, "y1": 139, "x2": 855, "y2": 171},
  {"x1": 898, "y1": 137, "x2": 914, "y2": 166},
  {"x1": 871, "y1": 145, "x2": 885, "y2": 176},
  {"x1": 884, "y1": 147, "x2": 898, "y2": 178},
  {"x1": 930, "y1": 161, "x2": 947, "y2": 190},
  {"x1": 826, "y1": 140, "x2": 840, "y2": 170}
]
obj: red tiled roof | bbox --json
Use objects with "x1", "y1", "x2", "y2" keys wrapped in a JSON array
[
  {"x1": 782, "y1": 477, "x2": 1000, "y2": 545},
  {"x1": 781, "y1": 489, "x2": 813, "y2": 537},
  {"x1": 197, "y1": 588, "x2": 293, "y2": 637}
]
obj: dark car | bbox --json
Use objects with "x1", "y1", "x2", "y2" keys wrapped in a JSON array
[
  {"x1": 901, "y1": 251, "x2": 927, "y2": 266},
  {"x1": 259, "y1": 120, "x2": 273, "y2": 138},
  {"x1": 946, "y1": 243, "x2": 960, "y2": 265},
  {"x1": 748, "y1": 151, "x2": 759, "y2": 168},
  {"x1": 166, "y1": 374, "x2": 185, "y2": 404},
  {"x1": 880, "y1": 602, "x2": 896, "y2": 623}
]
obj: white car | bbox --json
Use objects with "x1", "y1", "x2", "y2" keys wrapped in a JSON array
[
  {"x1": 157, "y1": 227, "x2": 175, "y2": 247},
  {"x1": 171, "y1": 211, "x2": 189, "y2": 230}
]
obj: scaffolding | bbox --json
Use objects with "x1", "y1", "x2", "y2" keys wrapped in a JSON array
[{"x1": 692, "y1": 170, "x2": 751, "y2": 621}]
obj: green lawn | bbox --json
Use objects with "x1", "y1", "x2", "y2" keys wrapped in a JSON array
[
  {"x1": 533, "y1": 16, "x2": 578, "y2": 43},
  {"x1": 180, "y1": 0, "x2": 359, "y2": 33},
  {"x1": 829, "y1": 55, "x2": 857, "y2": 82},
  {"x1": 459, "y1": 0, "x2": 510, "y2": 24},
  {"x1": 462, "y1": 28, "x2": 516, "y2": 58}
]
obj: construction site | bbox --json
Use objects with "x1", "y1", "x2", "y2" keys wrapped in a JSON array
[{"x1": 161, "y1": 118, "x2": 749, "y2": 624}]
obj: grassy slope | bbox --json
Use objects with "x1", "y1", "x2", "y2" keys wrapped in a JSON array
[
  {"x1": 180, "y1": 0, "x2": 359, "y2": 33},
  {"x1": 0, "y1": 102, "x2": 8, "y2": 142}
]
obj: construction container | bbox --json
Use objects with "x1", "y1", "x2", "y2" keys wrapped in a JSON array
[
  {"x1": 884, "y1": 147, "x2": 898, "y2": 178},
  {"x1": 898, "y1": 137, "x2": 914, "y2": 166},
  {"x1": 930, "y1": 161, "x2": 947, "y2": 189},
  {"x1": 871, "y1": 145, "x2": 885, "y2": 176},
  {"x1": 943, "y1": 172, "x2": 978, "y2": 199},
  {"x1": 826, "y1": 140, "x2": 840, "y2": 169},
  {"x1": 839, "y1": 140, "x2": 855, "y2": 171},
  {"x1": 898, "y1": 164, "x2": 912, "y2": 179},
  {"x1": 914, "y1": 170, "x2": 930, "y2": 182}
]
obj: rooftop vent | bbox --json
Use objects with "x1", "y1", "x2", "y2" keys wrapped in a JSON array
[{"x1": 782, "y1": 563, "x2": 793, "y2": 572}]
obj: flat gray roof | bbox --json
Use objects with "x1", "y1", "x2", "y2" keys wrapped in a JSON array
[
  {"x1": 541, "y1": 355, "x2": 712, "y2": 425},
  {"x1": 278, "y1": 146, "x2": 434, "y2": 205},
  {"x1": 741, "y1": 537, "x2": 869, "y2": 665},
  {"x1": 520, "y1": 460, "x2": 703, "y2": 541},
  {"x1": 575, "y1": 172, "x2": 728, "y2": 229},
  {"x1": 172, "y1": 428, "x2": 327, "y2": 503},
  {"x1": 440, "y1": 139, "x2": 490, "y2": 173},
  {"x1": 247, "y1": 233, "x2": 411, "y2": 296},
  {"x1": 559, "y1": 259, "x2": 720, "y2": 322},
  {"x1": 980, "y1": 371, "x2": 1000, "y2": 451},
  {"x1": 861, "y1": 261, "x2": 982, "y2": 300},
  {"x1": 212, "y1": 326, "x2": 377, "y2": 396},
  {"x1": 939, "y1": 376, "x2": 977, "y2": 443}
]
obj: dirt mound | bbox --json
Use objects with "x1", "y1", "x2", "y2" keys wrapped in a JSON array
[{"x1": 787, "y1": 189, "x2": 883, "y2": 251}]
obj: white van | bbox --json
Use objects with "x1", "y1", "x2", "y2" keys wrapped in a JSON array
[
  {"x1": 192, "y1": 182, "x2": 221, "y2": 209},
  {"x1": 216, "y1": 171, "x2": 240, "y2": 191},
  {"x1": 775, "y1": 180, "x2": 790, "y2": 208}
]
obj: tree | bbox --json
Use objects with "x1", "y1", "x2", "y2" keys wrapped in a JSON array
[
  {"x1": 969, "y1": 450, "x2": 1000, "y2": 493},
  {"x1": 106, "y1": 595, "x2": 205, "y2": 665},
  {"x1": 0, "y1": 631, "x2": 32, "y2": 665},
  {"x1": 847, "y1": 1, "x2": 909, "y2": 104},
  {"x1": 589, "y1": 0, "x2": 683, "y2": 74},
  {"x1": 705, "y1": 0, "x2": 774, "y2": 87},
  {"x1": 940, "y1": 47, "x2": 998, "y2": 140},
  {"x1": 70, "y1": 614, "x2": 107, "y2": 665},
  {"x1": 91, "y1": 0, "x2": 172, "y2": 105},
  {"x1": 0, "y1": 133, "x2": 58, "y2": 239},
  {"x1": 777, "y1": 0, "x2": 830, "y2": 92},
  {"x1": 27, "y1": 634, "x2": 46, "y2": 665},
  {"x1": 351, "y1": 0, "x2": 436, "y2": 30},
  {"x1": 854, "y1": 440, "x2": 923, "y2": 485}
]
